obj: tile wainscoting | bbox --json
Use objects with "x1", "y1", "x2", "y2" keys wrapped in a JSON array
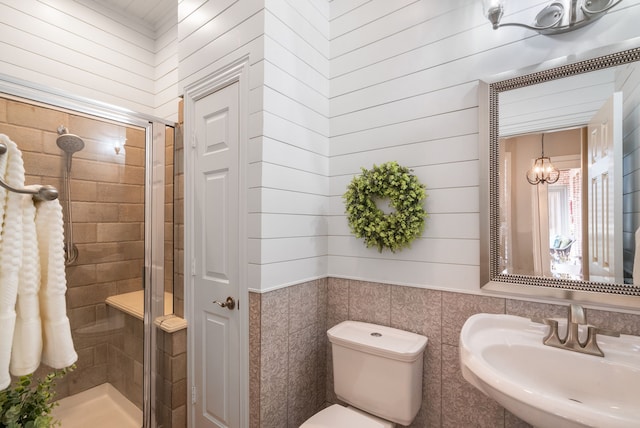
[
  {"x1": 249, "y1": 278, "x2": 640, "y2": 428},
  {"x1": 249, "y1": 279, "x2": 329, "y2": 428}
]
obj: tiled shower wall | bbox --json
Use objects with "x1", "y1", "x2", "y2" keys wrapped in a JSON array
[
  {"x1": 0, "y1": 97, "x2": 145, "y2": 399},
  {"x1": 250, "y1": 278, "x2": 640, "y2": 428},
  {"x1": 108, "y1": 310, "x2": 144, "y2": 408}
]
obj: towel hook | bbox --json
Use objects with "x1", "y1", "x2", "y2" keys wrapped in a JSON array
[{"x1": 0, "y1": 142, "x2": 59, "y2": 201}]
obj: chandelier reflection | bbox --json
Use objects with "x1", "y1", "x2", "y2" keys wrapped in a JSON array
[{"x1": 526, "y1": 134, "x2": 559, "y2": 185}]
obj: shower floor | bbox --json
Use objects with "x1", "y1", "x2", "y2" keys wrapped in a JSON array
[{"x1": 52, "y1": 383, "x2": 142, "y2": 428}]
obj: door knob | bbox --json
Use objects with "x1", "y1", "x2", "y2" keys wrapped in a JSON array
[{"x1": 213, "y1": 296, "x2": 236, "y2": 310}]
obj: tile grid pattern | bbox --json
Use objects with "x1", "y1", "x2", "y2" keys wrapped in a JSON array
[
  {"x1": 253, "y1": 278, "x2": 640, "y2": 428},
  {"x1": 156, "y1": 327, "x2": 188, "y2": 428},
  {"x1": 107, "y1": 311, "x2": 144, "y2": 410},
  {"x1": 249, "y1": 278, "x2": 328, "y2": 428}
]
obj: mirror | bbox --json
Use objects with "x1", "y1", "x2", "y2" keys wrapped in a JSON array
[{"x1": 480, "y1": 43, "x2": 640, "y2": 301}]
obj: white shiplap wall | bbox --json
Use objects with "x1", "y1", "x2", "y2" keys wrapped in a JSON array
[
  {"x1": 178, "y1": 0, "x2": 640, "y2": 292},
  {"x1": 252, "y1": 0, "x2": 330, "y2": 291},
  {"x1": 179, "y1": 0, "x2": 331, "y2": 292},
  {"x1": 177, "y1": 0, "x2": 264, "y2": 92},
  {"x1": 178, "y1": 0, "x2": 269, "y2": 291},
  {"x1": 154, "y1": 9, "x2": 180, "y2": 121},
  {"x1": 328, "y1": 0, "x2": 640, "y2": 292},
  {"x1": 0, "y1": 0, "x2": 160, "y2": 117},
  {"x1": 4, "y1": 0, "x2": 638, "y2": 293}
]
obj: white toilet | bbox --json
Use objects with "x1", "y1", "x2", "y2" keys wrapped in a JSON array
[{"x1": 301, "y1": 320, "x2": 428, "y2": 428}]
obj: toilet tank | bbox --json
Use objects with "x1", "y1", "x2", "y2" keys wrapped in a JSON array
[{"x1": 328, "y1": 321, "x2": 428, "y2": 426}]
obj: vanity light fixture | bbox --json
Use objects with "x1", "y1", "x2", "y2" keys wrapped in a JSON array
[
  {"x1": 481, "y1": 0, "x2": 622, "y2": 35},
  {"x1": 526, "y1": 134, "x2": 559, "y2": 185}
]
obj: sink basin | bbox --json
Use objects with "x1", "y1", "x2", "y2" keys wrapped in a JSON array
[{"x1": 459, "y1": 313, "x2": 640, "y2": 428}]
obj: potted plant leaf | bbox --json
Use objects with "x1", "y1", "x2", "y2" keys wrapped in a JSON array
[{"x1": 0, "y1": 366, "x2": 73, "y2": 428}]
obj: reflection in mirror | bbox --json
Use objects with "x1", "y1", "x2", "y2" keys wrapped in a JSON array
[
  {"x1": 482, "y1": 45, "x2": 640, "y2": 297},
  {"x1": 500, "y1": 129, "x2": 589, "y2": 281}
]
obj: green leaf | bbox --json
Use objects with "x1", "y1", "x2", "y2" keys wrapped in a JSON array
[
  {"x1": 343, "y1": 161, "x2": 428, "y2": 253},
  {"x1": 0, "y1": 365, "x2": 74, "y2": 428}
]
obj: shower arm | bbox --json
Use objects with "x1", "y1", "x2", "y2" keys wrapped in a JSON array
[{"x1": 0, "y1": 142, "x2": 59, "y2": 201}]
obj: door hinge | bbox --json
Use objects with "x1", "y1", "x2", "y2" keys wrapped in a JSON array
[
  {"x1": 191, "y1": 258, "x2": 196, "y2": 276},
  {"x1": 191, "y1": 132, "x2": 197, "y2": 149},
  {"x1": 191, "y1": 386, "x2": 197, "y2": 404}
]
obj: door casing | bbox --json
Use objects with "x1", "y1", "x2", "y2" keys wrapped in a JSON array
[{"x1": 183, "y1": 56, "x2": 250, "y2": 428}]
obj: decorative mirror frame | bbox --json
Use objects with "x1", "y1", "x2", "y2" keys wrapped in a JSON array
[{"x1": 480, "y1": 41, "x2": 640, "y2": 308}]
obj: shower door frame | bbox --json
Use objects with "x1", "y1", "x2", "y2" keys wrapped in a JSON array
[{"x1": 0, "y1": 72, "x2": 174, "y2": 428}]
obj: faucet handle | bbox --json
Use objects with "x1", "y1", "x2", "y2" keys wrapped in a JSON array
[
  {"x1": 589, "y1": 326, "x2": 620, "y2": 338},
  {"x1": 542, "y1": 318, "x2": 564, "y2": 347},
  {"x1": 583, "y1": 326, "x2": 620, "y2": 357}
]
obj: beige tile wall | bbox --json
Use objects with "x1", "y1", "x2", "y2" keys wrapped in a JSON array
[
  {"x1": 108, "y1": 310, "x2": 144, "y2": 408},
  {"x1": 249, "y1": 279, "x2": 328, "y2": 428},
  {"x1": 0, "y1": 97, "x2": 146, "y2": 400},
  {"x1": 251, "y1": 278, "x2": 640, "y2": 428},
  {"x1": 157, "y1": 327, "x2": 188, "y2": 428}
]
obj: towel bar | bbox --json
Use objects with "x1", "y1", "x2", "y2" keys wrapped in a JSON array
[{"x1": 0, "y1": 142, "x2": 59, "y2": 201}]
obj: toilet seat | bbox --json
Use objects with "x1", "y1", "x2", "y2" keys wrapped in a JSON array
[{"x1": 300, "y1": 404, "x2": 394, "y2": 428}]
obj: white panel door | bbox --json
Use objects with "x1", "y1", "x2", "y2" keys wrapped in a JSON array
[
  {"x1": 587, "y1": 92, "x2": 623, "y2": 283},
  {"x1": 193, "y1": 81, "x2": 240, "y2": 428}
]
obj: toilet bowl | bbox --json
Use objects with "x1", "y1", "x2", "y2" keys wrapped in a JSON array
[{"x1": 300, "y1": 321, "x2": 428, "y2": 428}]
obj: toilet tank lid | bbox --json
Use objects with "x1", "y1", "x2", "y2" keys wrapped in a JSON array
[{"x1": 328, "y1": 321, "x2": 428, "y2": 362}]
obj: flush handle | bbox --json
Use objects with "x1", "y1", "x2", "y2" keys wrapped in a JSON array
[{"x1": 213, "y1": 296, "x2": 236, "y2": 310}]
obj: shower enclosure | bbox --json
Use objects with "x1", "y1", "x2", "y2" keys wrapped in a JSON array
[{"x1": 0, "y1": 78, "x2": 179, "y2": 428}]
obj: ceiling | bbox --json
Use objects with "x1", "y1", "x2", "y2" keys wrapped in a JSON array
[{"x1": 90, "y1": 0, "x2": 176, "y2": 31}]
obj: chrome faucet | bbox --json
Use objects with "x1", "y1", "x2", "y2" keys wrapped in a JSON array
[{"x1": 539, "y1": 304, "x2": 619, "y2": 357}]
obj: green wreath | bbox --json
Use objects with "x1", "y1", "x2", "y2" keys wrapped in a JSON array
[{"x1": 343, "y1": 161, "x2": 428, "y2": 252}]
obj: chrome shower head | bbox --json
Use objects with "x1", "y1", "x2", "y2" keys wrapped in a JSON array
[
  {"x1": 56, "y1": 127, "x2": 85, "y2": 154},
  {"x1": 56, "y1": 126, "x2": 84, "y2": 173}
]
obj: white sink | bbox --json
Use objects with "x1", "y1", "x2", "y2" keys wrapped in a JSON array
[{"x1": 459, "y1": 313, "x2": 640, "y2": 428}]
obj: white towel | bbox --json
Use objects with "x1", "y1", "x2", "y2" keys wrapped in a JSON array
[
  {"x1": 0, "y1": 135, "x2": 25, "y2": 389},
  {"x1": 36, "y1": 197, "x2": 77, "y2": 369},
  {"x1": 10, "y1": 188, "x2": 42, "y2": 376},
  {"x1": 0, "y1": 136, "x2": 77, "y2": 386},
  {"x1": 0, "y1": 135, "x2": 9, "y2": 231}
]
